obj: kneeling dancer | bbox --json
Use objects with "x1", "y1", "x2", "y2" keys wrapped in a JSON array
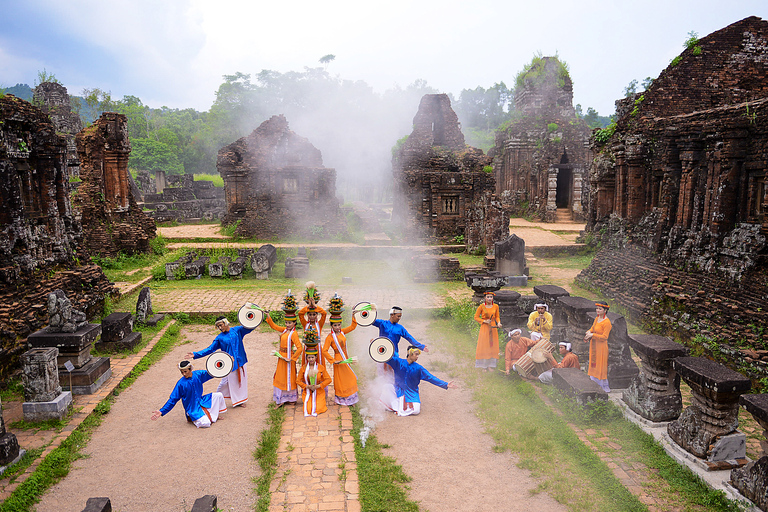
[
  {"x1": 382, "y1": 346, "x2": 456, "y2": 417},
  {"x1": 151, "y1": 360, "x2": 226, "y2": 428},
  {"x1": 187, "y1": 315, "x2": 252, "y2": 407}
]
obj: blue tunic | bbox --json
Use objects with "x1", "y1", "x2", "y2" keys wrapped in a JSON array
[
  {"x1": 386, "y1": 356, "x2": 448, "y2": 403},
  {"x1": 371, "y1": 319, "x2": 425, "y2": 356},
  {"x1": 193, "y1": 325, "x2": 252, "y2": 370},
  {"x1": 159, "y1": 370, "x2": 214, "y2": 421}
]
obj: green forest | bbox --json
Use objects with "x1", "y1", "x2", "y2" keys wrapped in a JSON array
[{"x1": 4, "y1": 63, "x2": 613, "y2": 184}]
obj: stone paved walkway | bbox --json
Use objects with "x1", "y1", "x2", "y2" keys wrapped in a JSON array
[
  {"x1": 149, "y1": 286, "x2": 448, "y2": 315},
  {"x1": 270, "y1": 404, "x2": 359, "y2": 512},
  {"x1": 0, "y1": 321, "x2": 176, "y2": 501}
]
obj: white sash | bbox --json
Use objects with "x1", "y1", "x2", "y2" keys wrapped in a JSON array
[
  {"x1": 331, "y1": 331, "x2": 356, "y2": 378},
  {"x1": 284, "y1": 328, "x2": 295, "y2": 390},
  {"x1": 302, "y1": 362, "x2": 318, "y2": 416}
]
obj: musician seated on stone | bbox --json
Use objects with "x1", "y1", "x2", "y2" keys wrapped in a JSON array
[
  {"x1": 538, "y1": 342, "x2": 581, "y2": 384},
  {"x1": 151, "y1": 360, "x2": 227, "y2": 428},
  {"x1": 504, "y1": 329, "x2": 538, "y2": 376}
]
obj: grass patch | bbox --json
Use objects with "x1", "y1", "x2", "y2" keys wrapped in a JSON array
[
  {"x1": 0, "y1": 448, "x2": 44, "y2": 483},
  {"x1": 0, "y1": 379, "x2": 24, "y2": 401},
  {"x1": 253, "y1": 403, "x2": 286, "y2": 512},
  {"x1": 351, "y1": 405, "x2": 419, "y2": 512}
]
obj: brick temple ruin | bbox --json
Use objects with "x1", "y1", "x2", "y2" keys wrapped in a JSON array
[
  {"x1": 218, "y1": 115, "x2": 342, "y2": 239},
  {"x1": 73, "y1": 112, "x2": 157, "y2": 257},
  {"x1": 490, "y1": 56, "x2": 591, "y2": 222},
  {"x1": 577, "y1": 17, "x2": 768, "y2": 380},
  {"x1": 392, "y1": 93, "x2": 508, "y2": 252},
  {"x1": 32, "y1": 82, "x2": 83, "y2": 178},
  {"x1": 0, "y1": 94, "x2": 114, "y2": 376}
]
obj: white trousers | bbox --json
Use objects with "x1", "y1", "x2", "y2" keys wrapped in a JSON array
[
  {"x1": 218, "y1": 366, "x2": 248, "y2": 406},
  {"x1": 379, "y1": 384, "x2": 421, "y2": 417},
  {"x1": 192, "y1": 392, "x2": 227, "y2": 428}
]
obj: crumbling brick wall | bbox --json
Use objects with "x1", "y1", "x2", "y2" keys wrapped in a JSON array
[
  {"x1": 0, "y1": 95, "x2": 114, "y2": 376},
  {"x1": 579, "y1": 17, "x2": 768, "y2": 372},
  {"x1": 218, "y1": 115, "x2": 342, "y2": 239},
  {"x1": 33, "y1": 82, "x2": 83, "y2": 178},
  {"x1": 490, "y1": 57, "x2": 591, "y2": 222},
  {"x1": 393, "y1": 94, "x2": 507, "y2": 249},
  {"x1": 73, "y1": 113, "x2": 156, "y2": 257}
]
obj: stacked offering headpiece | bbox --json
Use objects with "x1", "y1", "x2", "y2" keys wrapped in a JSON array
[
  {"x1": 282, "y1": 290, "x2": 298, "y2": 322},
  {"x1": 303, "y1": 326, "x2": 320, "y2": 355},
  {"x1": 328, "y1": 294, "x2": 344, "y2": 324}
]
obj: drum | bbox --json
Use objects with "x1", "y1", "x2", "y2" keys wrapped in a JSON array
[
  {"x1": 514, "y1": 352, "x2": 536, "y2": 379},
  {"x1": 206, "y1": 352, "x2": 234, "y2": 378},
  {"x1": 532, "y1": 338, "x2": 555, "y2": 355},
  {"x1": 368, "y1": 337, "x2": 395, "y2": 363},
  {"x1": 353, "y1": 302, "x2": 377, "y2": 327},
  {"x1": 530, "y1": 348, "x2": 554, "y2": 375},
  {"x1": 238, "y1": 303, "x2": 264, "y2": 329}
]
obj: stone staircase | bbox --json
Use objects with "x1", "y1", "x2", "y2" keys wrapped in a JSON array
[{"x1": 555, "y1": 208, "x2": 575, "y2": 223}]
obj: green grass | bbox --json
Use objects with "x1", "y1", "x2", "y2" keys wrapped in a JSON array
[
  {"x1": 351, "y1": 405, "x2": 419, "y2": 512},
  {"x1": 193, "y1": 173, "x2": 224, "y2": 187},
  {"x1": 253, "y1": 403, "x2": 286, "y2": 512}
]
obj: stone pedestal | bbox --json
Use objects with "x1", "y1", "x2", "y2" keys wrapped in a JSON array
[
  {"x1": 22, "y1": 391, "x2": 72, "y2": 422},
  {"x1": 21, "y1": 347, "x2": 62, "y2": 402},
  {"x1": 135, "y1": 287, "x2": 152, "y2": 323},
  {"x1": 533, "y1": 285, "x2": 570, "y2": 342},
  {"x1": 587, "y1": 312, "x2": 639, "y2": 390},
  {"x1": 285, "y1": 257, "x2": 309, "y2": 278},
  {"x1": 28, "y1": 323, "x2": 111, "y2": 395},
  {"x1": 60, "y1": 357, "x2": 112, "y2": 395},
  {"x1": 623, "y1": 335, "x2": 688, "y2": 422},
  {"x1": 494, "y1": 290, "x2": 525, "y2": 329},
  {"x1": 494, "y1": 234, "x2": 528, "y2": 276},
  {"x1": 557, "y1": 296, "x2": 595, "y2": 364},
  {"x1": 730, "y1": 394, "x2": 768, "y2": 511},
  {"x1": 81, "y1": 496, "x2": 112, "y2": 512},
  {"x1": 464, "y1": 270, "x2": 509, "y2": 303},
  {"x1": 0, "y1": 397, "x2": 21, "y2": 469},
  {"x1": 28, "y1": 323, "x2": 101, "y2": 368},
  {"x1": 667, "y1": 357, "x2": 751, "y2": 465},
  {"x1": 96, "y1": 312, "x2": 142, "y2": 352},
  {"x1": 551, "y1": 368, "x2": 608, "y2": 405}
]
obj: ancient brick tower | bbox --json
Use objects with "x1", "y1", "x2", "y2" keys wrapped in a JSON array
[
  {"x1": 217, "y1": 115, "x2": 341, "y2": 239},
  {"x1": 490, "y1": 56, "x2": 591, "y2": 222},
  {"x1": 392, "y1": 94, "x2": 507, "y2": 252}
]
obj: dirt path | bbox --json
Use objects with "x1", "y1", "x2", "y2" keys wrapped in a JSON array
[
  {"x1": 34, "y1": 326, "x2": 276, "y2": 512},
  {"x1": 353, "y1": 322, "x2": 566, "y2": 512}
]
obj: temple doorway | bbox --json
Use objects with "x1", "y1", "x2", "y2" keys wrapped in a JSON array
[{"x1": 556, "y1": 166, "x2": 572, "y2": 208}]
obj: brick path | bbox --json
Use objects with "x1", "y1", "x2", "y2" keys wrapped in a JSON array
[
  {"x1": 0, "y1": 321, "x2": 176, "y2": 501},
  {"x1": 149, "y1": 287, "x2": 448, "y2": 315},
  {"x1": 270, "y1": 404, "x2": 360, "y2": 512}
]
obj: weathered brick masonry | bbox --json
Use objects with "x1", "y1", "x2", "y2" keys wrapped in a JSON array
[
  {"x1": 578, "y1": 17, "x2": 768, "y2": 382},
  {"x1": 0, "y1": 95, "x2": 114, "y2": 376}
]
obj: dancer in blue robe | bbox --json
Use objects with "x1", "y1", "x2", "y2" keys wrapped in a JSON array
[
  {"x1": 151, "y1": 360, "x2": 226, "y2": 428},
  {"x1": 381, "y1": 346, "x2": 456, "y2": 416},
  {"x1": 372, "y1": 306, "x2": 428, "y2": 356}
]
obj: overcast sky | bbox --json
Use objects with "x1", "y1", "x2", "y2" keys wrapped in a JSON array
[{"x1": 1, "y1": 1, "x2": 765, "y2": 117}]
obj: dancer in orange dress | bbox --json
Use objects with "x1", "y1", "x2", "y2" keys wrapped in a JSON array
[
  {"x1": 298, "y1": 281, "x2": 328, "y2": 365},
  {"x1": 584, "y1": 300, "x2": 612, "y2": 392},
  {"x1": 265, "y1": 292, "x2": 303, "y2": 406},
  {"x1": 474, "y1": 292, "x2": 502, "y2": 371},
  {"x1": 297, "y1": 336, "x2": 332, "y2": 416},
  {"x1": 321, "y1": 294, "x2": 359, "y2": 406}
]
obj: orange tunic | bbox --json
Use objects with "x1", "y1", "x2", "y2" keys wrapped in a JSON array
[
  {"x1": 474, "y1": 303, "x2": 500, "y2": 361},
  {"x1": 297, "y1": 363, "x2": 333, "y2": 415},
  {"x1": 557, "y1": 351, "x2": 580, "y2": 369},
  {"x1": 299, "y1": 305, "x2": 328, "y2": 366},
  {"x1": 321, "y1": 319, "x2": 358, "y2": 399},
  {"x1": 505, "y1": 336, "x2": 536, "y2": 372},
  {"x1": 265, "y1": 316, "x2": 302, "y2": 391},
  {"x1": 587, "y1": 316, "x2": 611, "y2": 380}
]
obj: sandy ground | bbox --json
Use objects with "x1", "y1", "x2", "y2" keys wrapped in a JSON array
[
  {"x1": 34, "y1": 326, "x2": 274, "y2": 512},
  {"x1": 158, "y1": 224, "x2": 227, "y2": 239},
  {"x1": 353, "y1": 322, "x2": 567, "y2": 512}
]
